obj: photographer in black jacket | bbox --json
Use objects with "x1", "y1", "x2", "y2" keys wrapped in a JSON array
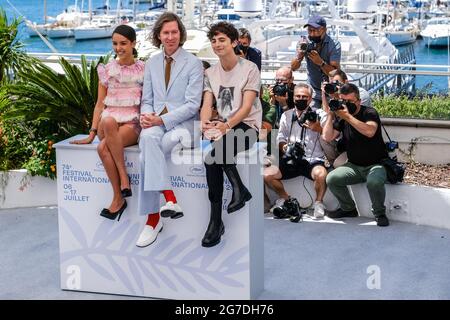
[
  {"x1": 264, "y1": 83, "x2": 329, "y2": 219},
  {"x1": 322, "y1": 83, "x2": 389, "y2": 227},
  {"x1": 235, "y1": 28, "x2": 262, "y2": 71}
]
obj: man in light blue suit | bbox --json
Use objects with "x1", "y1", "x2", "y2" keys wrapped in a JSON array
[{"x1": 136, "y1": 12, "x2": 204, "y2": 247}]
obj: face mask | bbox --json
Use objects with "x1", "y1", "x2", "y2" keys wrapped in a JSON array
[
  {"x1": 308, "y1": 35, "x2": 322, "y2": 43},
  {"x1": 345, "y1": 102, "x2": 357, "y2": 114},
  {"x1": 240, "y1": 45, "x2": 249, "y2": 54},
  {"x1": 294, "y1": 99, "x2": 308, "y2": 111}
]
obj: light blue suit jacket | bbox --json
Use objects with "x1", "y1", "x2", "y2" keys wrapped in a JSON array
[{"x1": 141, "y1": 47, "x2": 204, "y2": 131}]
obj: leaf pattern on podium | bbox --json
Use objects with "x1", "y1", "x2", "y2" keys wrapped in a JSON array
[{"x1": 59, "y1": 207, "x2": 248, "y2": 296}]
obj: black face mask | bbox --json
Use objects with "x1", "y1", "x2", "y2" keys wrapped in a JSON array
[
  {"x1": 308, "y1": 35, "x2": 322, "y2": 44},
  {"x1": 294, "y1": 99, "x2": 308, "y2": 111},
  {"x1": 240, "y1": 45, "x2": 249, "y2": 54},
  {"x1": 345, "y1": 102, "x2": 357, "y2": 114}
]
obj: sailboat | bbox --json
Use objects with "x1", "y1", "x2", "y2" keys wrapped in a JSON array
[
  {"x1": 382, "y1": 0, "x2": 419, "y2": 46},
  {"x1": 74, "y1": 0, "x2": 129, "y2": 40},
  {"x1": 47, "y1": 0, "x2": 92, "y2": 38}
]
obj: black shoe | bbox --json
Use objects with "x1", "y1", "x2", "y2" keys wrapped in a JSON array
[
  {"x1": 327, "y1": 208, "x2": 358, "y2": 219},
  {"x1": 121, "y1": 175, "x2": 132, "y2": 198},
  {"x1": 202, "y1": 221, "x2": 225, "y2": 247},
  {"x1": 375, "y1": 214, "x2": 390, "y2": 227},
  {"x1": 223, "y1": 165, "x2": 252, "y2": 214},
  {"x1": 100, "y1": 200, "x2": 127, "y2": 221},
  {"x1": 201, "y1": 202, "x2": 224, "y2": 248},
  {"x1": 273, "y1": 197, "x2": 301, "y2": 220}
]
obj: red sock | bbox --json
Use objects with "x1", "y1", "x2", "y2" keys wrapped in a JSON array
[
  {"x1": 146, "y1": 213, "x2": 160, "y2": 228},
  {"x1": 162, "y1": 190, "x2": 177, "y2": 203}
]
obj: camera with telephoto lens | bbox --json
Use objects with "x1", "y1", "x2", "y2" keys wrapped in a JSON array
[
  {"x1": 273, "y1": 83, "x2": 289, "y2": 96},
  {"x1": 282, "y1": 141, "x2": 305, "y2": 166},
  {"x1": 298, "y1": 41, "x2": 317, "y2": 53},
  {"x1": 324, "y1": 81, "x2": 340, "y2": 95},
  {"x1": 298, "y1": 108, "x2": 318, "y2": 124},
  {"x1": 329, "y1": 99, "x2": 345, "y2": 111}
]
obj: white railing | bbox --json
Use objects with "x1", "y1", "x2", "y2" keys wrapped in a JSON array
[{"x1": 29, "y1": 52, "x2": 450, "y2": 93}]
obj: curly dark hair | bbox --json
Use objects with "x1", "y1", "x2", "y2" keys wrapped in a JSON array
[
  {"x1": 151, "y1": 12, "x2": 187, "y2": 48},
  {"x1": 207, "y1": 21, "x2": 239, "y2": 42}
]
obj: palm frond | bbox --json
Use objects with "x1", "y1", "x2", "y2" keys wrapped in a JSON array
[
  {"x1": 0, "y1": 7, "x2": 35, "y2": 83},
  {"x1": 4, "y1": 55, "x2": 105, "y2": 137}
]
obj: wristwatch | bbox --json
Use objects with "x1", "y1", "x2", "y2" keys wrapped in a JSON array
[{"x1": 320, "y1": 60, "x2": 326, "y2": 67}]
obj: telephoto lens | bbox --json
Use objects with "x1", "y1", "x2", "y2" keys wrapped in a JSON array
[
  {"x1": 324, "y1": 82, "x2": 339, "y2": 94},
  {"x1": 329, "y1": 99, "x2": 344, "y2": 111}
]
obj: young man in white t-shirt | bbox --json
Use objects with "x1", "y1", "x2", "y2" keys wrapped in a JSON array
[{"x1": 200, "y1": 21, "x2": 262, "y2": 248}]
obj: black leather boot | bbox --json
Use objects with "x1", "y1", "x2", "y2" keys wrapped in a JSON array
[
  {"x1": 201, "y1": 202, "x2": 225, "y2": 248},
  {"x1": 223, "y1": 165, "x2": 252, "y2": 214}
]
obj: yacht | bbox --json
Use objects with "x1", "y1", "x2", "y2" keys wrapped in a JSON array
[
  {"x1": 420, "y1": 17, "x2": 450, "y2": 46},
  {"x1": 74, "y1": 16, "x2": 119, "y2": 40}
]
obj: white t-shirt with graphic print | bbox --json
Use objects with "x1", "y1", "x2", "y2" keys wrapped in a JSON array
[{"x1": 204, "y1": 58, "x2": 262, "y2": 130}]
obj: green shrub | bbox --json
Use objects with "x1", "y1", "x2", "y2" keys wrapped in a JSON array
[
  {"x1": 0, "y1": 118, "x2": 59, "y2": 179},
  {"x1": 373, "y1": 95, "x2": 450, "y2": 120},
  {"x1": 0, "y1": 55, "x2": 108, "y2": 178}
]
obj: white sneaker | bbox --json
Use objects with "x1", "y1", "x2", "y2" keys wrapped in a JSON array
[
  {"x1": 270, "y1": 198, "x2": 286, "y2": 213},
  {"x1": 160, "y1": 201, "x2": 183, "y2": 219},
  {"x1": 136, "y1": 220, "x2": 163, "y2": 247},
  {"x1": 313, "y1": 201, "x2": 325, "y2": 219}
]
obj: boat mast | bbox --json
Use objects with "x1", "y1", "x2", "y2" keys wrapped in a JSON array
[
  {"x1": 89, "y1": 0, "x2": 92, "y2": 22},
  {"x1": 44, "y1": 0, "x2": 47, "y2": 24}
]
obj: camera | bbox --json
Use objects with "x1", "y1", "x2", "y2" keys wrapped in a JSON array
[
  {"x1": 273, "y1": 83, "x2": 289, "y2": 96},
  {"x1": 329, "y1": 99, "x2": 344, "y2": 111},
  {"x1": 298, "y1": 41, "x2": 317, "y2": 53},
  {"x1": 272, "y1": 197, "x2": 304, "y2": 223},
  {"x1": 234, "y1": 44, "x2": 244, "y2": 55},
  {"x1": 283, "y1": 141, "x2": 305, "y2": 166},
  {"x1": 298, "y1": 108, "x2": 318, "y2": 124},
  {"x1": 324, "y1": 81, "x2": 340, "y2": 95}
]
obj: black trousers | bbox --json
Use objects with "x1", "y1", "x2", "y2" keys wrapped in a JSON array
[{"x1": 204, "y1": 122, "x2": 258, "y2": 203}]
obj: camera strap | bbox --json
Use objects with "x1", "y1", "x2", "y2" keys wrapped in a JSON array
[
  {"x1": 288, "y1": 112, "x2": 297, "y2": 142},
  {"x1": 300, "y1": 125, "x2": 306, "y2": 144},
  {"x1": 381, "y1": 123, "x2": 393, "y2": 143},
  {"x1": 287, "y1": 111, "x2": 307, "y2": 147}
]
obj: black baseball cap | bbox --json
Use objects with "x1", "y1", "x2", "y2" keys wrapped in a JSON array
[{"x1": 304, "y1": 15, "x2": 326, "y2": 29}]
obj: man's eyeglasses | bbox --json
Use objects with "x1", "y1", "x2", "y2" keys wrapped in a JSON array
[{"x1": 275, "y1": 77, "x2": 289, "y2": 83}]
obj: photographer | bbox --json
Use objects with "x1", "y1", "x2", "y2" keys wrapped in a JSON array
[
  {"x1": 235, "y1": 28, "x2": 262, "y2": 71},
  {"x1": 291, "y1": 15, "x2": 341, "y2": 110},
  {"x1": 264, "y1": 83, "x2": 328, "y2": 219},
  {"x1": 320, "y1": 69, "x2": 372, "y2": 165},
  {"x1": 268, "y1": 66, "x2": 296, "y2": 127},
  {"x1": 322, "y1": 69, "x2": 372, "y2": 111},
  {"x1": 322, "y1": 83, "x2": 389, "y2": 227}
]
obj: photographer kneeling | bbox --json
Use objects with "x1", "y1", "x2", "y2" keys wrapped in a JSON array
[
  {"x1": 322, "y1": 83, "x2": 389, "y2": 227},
  {"x1": 264, "y1": 83, "x2": 328, "y2": 219}
]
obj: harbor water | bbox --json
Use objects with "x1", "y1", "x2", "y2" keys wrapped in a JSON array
[{"x1": 1, "y1": 0, "x2": 449, "y2": 93}]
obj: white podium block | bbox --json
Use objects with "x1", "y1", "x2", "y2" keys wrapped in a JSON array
[{"x1": 54, "y1": 135, "x2": 264, "y2": 299}]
